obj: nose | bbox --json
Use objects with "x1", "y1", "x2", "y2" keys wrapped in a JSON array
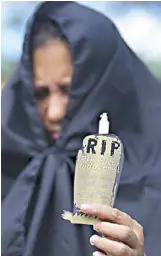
[{"x1": 46, "y1": 94, "x2": 66, "y2": 124}]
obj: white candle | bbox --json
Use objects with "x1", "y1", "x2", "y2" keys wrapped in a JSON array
[{"x1": 99, "y1": 113, "x2": 109, "y2": 134}]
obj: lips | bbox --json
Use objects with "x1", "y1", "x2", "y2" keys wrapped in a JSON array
[
  {"x1": 51, "y1": 130, "x2": 61, "y2": 140},
  {"x1": 48, "y1": 125, "x2": 61, "y2": 141}
]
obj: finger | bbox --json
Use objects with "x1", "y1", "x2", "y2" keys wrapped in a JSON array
[
  {"x1": 81, "y1": 204, "x2": 133, "y2": 228},
  {"x1": 132, "y1": 219, "x2": 144, "y2": 246},
  {"x1": 94, "y1": 221, "x2": 139, "y2": 248},
  {"x1": 93, "y1": 251, "x2": 110, "y2": 256},
  {"x1": 90, "y1": 235, "x2": 132, "y2": 256}
]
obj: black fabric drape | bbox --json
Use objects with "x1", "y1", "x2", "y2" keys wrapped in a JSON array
[{"x1": 2, "y1": 2, "x2": 161, "y2": 256}]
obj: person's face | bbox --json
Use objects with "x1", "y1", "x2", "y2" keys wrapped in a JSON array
[{"x1": 33, "y1": 40, "x2": 73, "y2": 141}]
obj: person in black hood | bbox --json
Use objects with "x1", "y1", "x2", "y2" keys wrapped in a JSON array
[{"x1": 1, "y1": 2, "x2": 161, "y2": 256}]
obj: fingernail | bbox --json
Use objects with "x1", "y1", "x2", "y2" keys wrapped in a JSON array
[
  {"x1": 90, "y1": 235, "x2": 97, "y2": 245},
  {"x1": 93, "y1": 224, "x2": 99, "y2": 232},
  {"x1": 81, "y1": 204, "x2": 89, "y2": 210},
  {"x1": 93, "y1": 252, "x2": 101, "y2": 256}
]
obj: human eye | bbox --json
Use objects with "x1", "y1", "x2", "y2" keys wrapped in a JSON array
[
  {"x1": 34, "y1": 87, "x2": 49, "y2": 101},
  {"x1": 60, "y1": 84, "x2": 70, "y2": 95}
]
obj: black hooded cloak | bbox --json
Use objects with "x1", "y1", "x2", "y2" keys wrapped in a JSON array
[{"x1": 2, "y1": 2, "x2": 161, "y2": 256}]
